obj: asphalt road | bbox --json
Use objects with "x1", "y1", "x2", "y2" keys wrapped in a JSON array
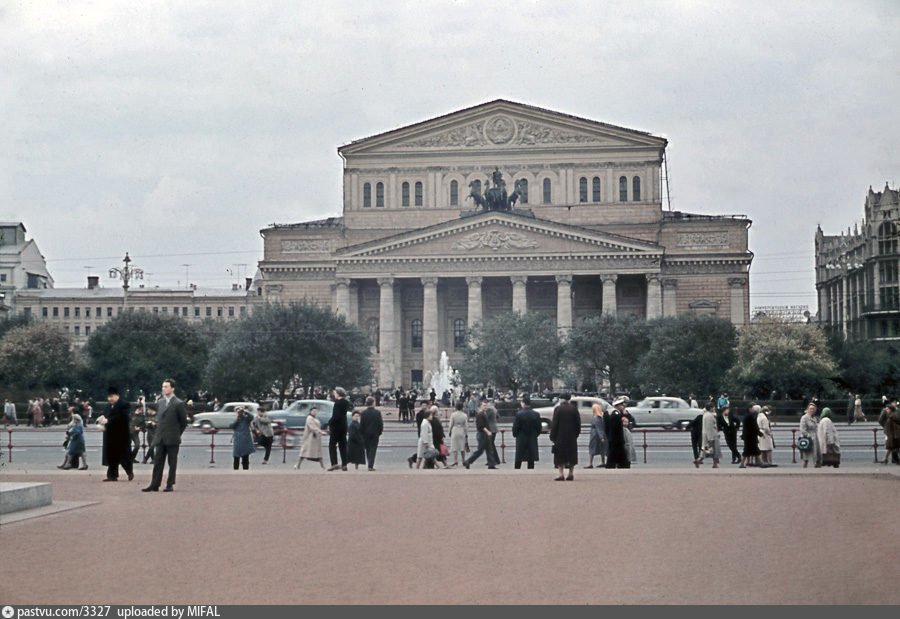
[{"x1": 1, "y1": 419, "x2": 889, "y2": 471}]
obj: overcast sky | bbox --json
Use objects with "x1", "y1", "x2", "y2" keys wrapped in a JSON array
[{"x1": 3, "y1": 0, "x2": 898, "y2": 311}]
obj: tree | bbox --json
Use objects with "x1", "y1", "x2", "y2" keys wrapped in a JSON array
[
  {"x1": 635, "y1": 314, "x2": 737, "y2": 398},
  {"x1": 729, "y1": 318, "x2": 836, "y2": 399},
  {"x1": 460, "y1": 311, "x2": 561, "y2": 394},
  {"x1": 829, "y1": 336, "x2": 900, "y2": 396},
  {"x1": 83, "y1": 311, "x2": 214, "y2": 399},
  {"x1": 565, "y1": 313, "x2": 648, "y2": 395},
  {"x1": 203, "y1": 302, "x2": 373, "y2": 402},
  {"x1": 0, "y1": 322, "x2": 75, "y2": 394}
]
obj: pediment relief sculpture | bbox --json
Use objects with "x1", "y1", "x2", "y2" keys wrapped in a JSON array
[
  {"x1": 396, "y1": 114, "x2": 607, "y2": 149},
  {"x1": 451, "y1": 229, "x2": 539, "y2": 252}
]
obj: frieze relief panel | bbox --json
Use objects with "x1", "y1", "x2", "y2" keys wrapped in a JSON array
[
  {"x1": 281, "y1": 239, "x2": 331, "y2": 253},
  {"x1": 451, "y1": 229, "x2": 539, "y2": 252},
  {"x1": 396, "y1": 114, "x2": 608, "y2": 149},
  {"x1": 676, "y1": 232, "x2": 729, "y2": 248}
]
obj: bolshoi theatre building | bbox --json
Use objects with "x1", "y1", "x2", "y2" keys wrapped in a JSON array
[{"x1": 254, "y1": 100, "x2": 753, "y2": 389}]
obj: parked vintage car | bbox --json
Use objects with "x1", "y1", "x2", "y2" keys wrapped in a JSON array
[
  {"x1": 534, "y1": 396, "x2": 611, "y2": 432},
  {"x1": 627, "y1": 397, "x2": 701, "y2": 430},
  {"x1": 192, "y1": 402, "x2": 260, "y2": 432}
]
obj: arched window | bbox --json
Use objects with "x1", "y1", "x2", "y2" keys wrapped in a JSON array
[
  {"x1": 363, "y1": 182, "x2": 372, "y2": 208},
  {"x1": 633, "y1": 176, "x2": 641, "y2": 201},
  {"x1": 542, "y1": 178, "x2": 552, "y2": 204},
  {"x1": 366, "y1": 317, "x2": 379, "y2": 352},
  {"x1": 878, "y1": 222, "x2": 898, "y2": 255},
  {"x1": 453, "y1": 318, "x2": 466, "y2": 347},
  {"x1": 375, "y1": 182, "x2": 384, "y2": 207},
  {"x1": 619, "y1": 176, "x2": 627, "y2": 202},
  {"x1": 592, "y1": 177, "x2": 602, "y2": 202},
  {"x1": 414, "y1": 181, "x2": 423, "y2": 206},
  {"x1": 401, "y1": 182, "x2": 410, "y2": 207},
  {"x1": 579, "y1": 177, "x2": 588, "y2": 202},
  {"x1": 517, "y1": 178, "x2": 528, "y2": 204},
  {"x1": 450, "y1": 180, "x2": 459, "y2": 206},
  {"x1": 411, "y1": 319, "x2": 423, "y2": 349}
]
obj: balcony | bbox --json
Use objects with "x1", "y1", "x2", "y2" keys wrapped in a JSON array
[{"x1": 862, "y1": 301, "x2": 900, "y2": 316}]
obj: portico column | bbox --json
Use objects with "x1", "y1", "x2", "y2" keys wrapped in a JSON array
[
  {"x1": 334, "y1": 278, "x2": 351, "y2": 320},
  {"x1": 555, "y1": 275, "x2": 573, "y2": 335},
  {"x1": 466, "y1": 276, "x2": 483, "y2": 331},
  {"x1": 422, "y1": 277, "x2": 439, "y2": 378},
  {"x1": 347, "y1": 281, "x2": 359, "y2": 326},
  {"x1": 601, "y1": 274, "x2": 617, "y2": 316},
  {"x1": 661, "y1": 278, "x2": 678, "y2": 318},
  {"x1": 511, "y1": 274, "x2": 528, "y2": 314},
  {"x1": 728, "y1": 277, "x2": 747, "y2": 327},
  {"x1": 646, "y1": 274, "x2": 662, "y2": 320},
  {"x1": 378, "y1": 277, "x2": 396, "y2": 388}
]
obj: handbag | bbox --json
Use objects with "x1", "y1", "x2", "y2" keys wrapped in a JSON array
[
  {"x1": 822, "y1": 448, "x2": 840, "y2": 466},
  {"x1": 700, "y1": 442, "x2": 713, "y2": 458},
  {"x1": 797, "y1": 435, "x2": 813, "y2": 452},
  {"x1": 439, "y1": 443, "x2": 449, "y2": 457}
]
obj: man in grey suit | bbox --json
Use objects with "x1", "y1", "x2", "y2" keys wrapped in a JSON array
[{"x1": 143, "y1": 378, "x2": 188, "y2": 492}]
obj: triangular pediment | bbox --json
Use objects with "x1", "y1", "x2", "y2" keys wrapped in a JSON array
[
  {"x1": 339, "y1": 100, "x2": 666, "y2": 155},
  {"x1": 336, "y1": 211, "x2": 662, "y2": 260}
]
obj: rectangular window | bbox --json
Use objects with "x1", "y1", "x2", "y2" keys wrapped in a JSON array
[
  {"x1": 0, "y1": 274, "x2": 6, "y2": 283},
  {"x1": 85, "y1": 326, "x2": 90, "y2": 336},
  {"x1": 228, "y1": 306, "x2": 235, "y2": 317},
  {"x1": 42, "y1": 307, "x2": 48, "y2": 318},
  {"x1": 363, "y1": 183, "x2": 372, "y2": 208},
  {"x1": 53, "y1": 307, "x2": 59, "y2": 317},
  {"x1": 194, "y1": 307, "x2": 200, "y2": 317},
  {"x1": 107, "y1": 307, "x2": 113, "y2": 317},
  {"x1": 74, "y1": 307, "x2": 80, "y2": 318},
  {"x1": 64, "y1": 307, "x2": 70, "y2": 318},
  {"x1": 239, "y1": 306, "x2": 246, "y2": 316},
  {"x1": 153, "y1": 307, "x2": 158, "y2": 314},
  {"x1": 23, "y1": 307, "x2": 31, "y2": 317},
  {"x1": 161, "y1": 307, "x2": 168, "y2": 314},
  {"x1": 97, "y1": 307, "x2": 102, "y2": 318},
  {"x1": 74, "y1": 326, "x2": 80, "y2": 336},
  {"x1": 85, "y1": 307, "x2": 90, "y2": 318},
  {"x1": 411, "y1": 369, "x2": 423, "y2": 390},
  {"x1": 183, "y1": 306, "x2": 188, "y2": 316},
  {"x1": 206, "y1": 307, "x2": 212, "y2": 317},
  {"x1": 217, "y1": 307, "x2": 223, "y2": 317}
]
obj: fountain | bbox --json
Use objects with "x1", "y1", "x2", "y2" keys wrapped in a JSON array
[{"x1": 427, "y1": 351, "x2": 461, "y2": 403}]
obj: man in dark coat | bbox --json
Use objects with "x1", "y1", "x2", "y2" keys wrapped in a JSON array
[
  {"x1": 359, "y1": 396, "x2": 384, "y2": 471},
  {"x1": 720, "y1": 406, "x2": 742, "y2": 464},
  {"x1": 328, "y1": 387, "x2": 351, "y2": 471},
  {"x1": 102, "y1": 387, "x2": 134, "y2": 482},
  {"x1": 687, "y1": 412, "x2": 704, "y2": 460},
  {"x1": 143, "y1": 378, "x2": 188, "y2": 492},
  {"x1": 512, "y1": 395, "x2": 542, "y2": 469},
  {"x1": 463, "y1": 402, "x2": 498, "y2": 469},
  {"x1": 549, "y1": 393, "x2": 580, "y2": 480},
  {"x1": 605, "y1": 396, "x2": 631, "y2": 469}
]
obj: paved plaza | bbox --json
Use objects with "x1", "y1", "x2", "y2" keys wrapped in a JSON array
[{"x1": 1, "y1": 467, "x2": 898, "y2": 605}]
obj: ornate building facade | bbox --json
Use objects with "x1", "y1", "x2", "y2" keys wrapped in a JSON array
[
  {"x1": 255, "y1": 100, "x2": 753, "y2": 389},
  {"x1": 815, "y1": 183, "x2": 900, "y2": 342}
]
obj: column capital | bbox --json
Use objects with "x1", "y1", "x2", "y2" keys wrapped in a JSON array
[
  {"x1": 335, "y1": 277, "x2": 351, "y2": 288},
  {"x1": 421, "y1": 276, "x2": 439, "y2": 288},
  {"x1": 728, "y1": 277, "x2": 747, "y2": 288},
  {"x1": 377, "y1": 277, "x2": 394, "y2": 288},
  {"x1": 510, "y1": 274, "x2": 528, "y2": 286},
  {"x1": 600, "y1": 274, "x2": 617, "y2": 285},
  {"x1": 646, "y1": 273, "x2": 661, "y2": 284},
  {"x1": 661, "y1": 278, "x2": 678, "y2": 288},
  {"x1": 554, "y1": 274, "x2": 572, "y2": 286},
  {"x1": 465, "y1": 276, "x2": 483, "y2": 287}
]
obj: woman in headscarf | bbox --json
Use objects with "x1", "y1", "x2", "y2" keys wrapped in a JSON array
[
  {"x1": 693, "y1": 402, "x2": 721, "y2": 468},
  {"x1": 585, "y1": 403, "x2": 607, "y2": 468},
  {"x1": 757, "y1": 405, "x2": 775, "y2": 467},
  {"x1": 799, "y1": 402, "x2": 822, "y2": 469},
  {"x1": 347, "y1": 410, "x2": 366, "y2": 470},
  {"x1": 294, "y1": 407, "x2": 325, "y2": 469},
  {"x1": 818, "y1": 407, "x2": 841, "y2": 468}
]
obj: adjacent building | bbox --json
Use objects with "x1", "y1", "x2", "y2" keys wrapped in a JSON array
[
  {"x1": 815, "y1": 183, "x2": 900, "y2": 342},
  {"x1": 255, "y1": 100, "x2": 754, "y2": 389},
  {"x1": 0, "y1": 222, "x2": 53, "y2": 315}
]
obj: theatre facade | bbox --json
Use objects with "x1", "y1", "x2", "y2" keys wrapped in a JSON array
[{"x1": 255, "y1": 100, "x2": 752, "y2": 389}]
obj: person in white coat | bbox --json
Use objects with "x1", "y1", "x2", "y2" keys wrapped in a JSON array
[
  {"x1": 294, "y1": 407, "x2": 326, "y2": 470},
  {"x1": 799, "y1": 403, "x2": 822, "y2": 469},
  {"x1": 448, "y1": 402, "x2": 468, "y2": 467},
  {"x1": 758, "y1": 406, "x2": 775, "y2": 467},
  {"x1": 416, "y1": 407, "x2": 436, "y2": 469},
  {"x1": 817, "y1": 407, "x2": 841, "y2": 468},
  {"x1": 694, "y1": 402, "x2": 721, "y2": 468}
]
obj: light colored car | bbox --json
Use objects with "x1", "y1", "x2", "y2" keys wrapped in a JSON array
[
  {"x1": 192, "y1": 402, "x2": 260, "y2": 431},
  {"x1": 627, "y1": 397, "x2": 701, "y2": 430},
  {"x1": 534, "y1": 396, "x2": 611, "y2": 431}
]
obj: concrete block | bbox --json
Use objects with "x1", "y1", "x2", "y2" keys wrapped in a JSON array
[{"x1": 0, "y1": 482, "x2": 52, "y2": 514}]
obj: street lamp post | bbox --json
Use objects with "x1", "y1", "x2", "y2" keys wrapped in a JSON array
[{"x1": 109, "y1": 253, "x2": 144, "y2": 309}]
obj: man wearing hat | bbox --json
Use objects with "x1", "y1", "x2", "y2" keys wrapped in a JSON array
[
  {"x1": 605, "y1": 396, "x2": 631, "y2": 469},
  {"x1": 101, "y1": 387, "x2": 134, "y2": 482},
  {"x1": 327, "y1": 387, "x2": 351, "y2": 471}
]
